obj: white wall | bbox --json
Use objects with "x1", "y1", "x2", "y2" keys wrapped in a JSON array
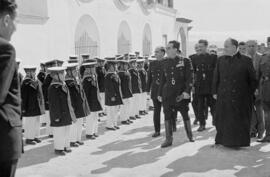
[{"x1": 12, "y1": 0, "x2": 189, "y2": 70}]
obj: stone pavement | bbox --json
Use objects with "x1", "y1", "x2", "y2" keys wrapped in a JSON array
[{"x1": 16, "y1": 111, "x2": 270, "y2": 177}]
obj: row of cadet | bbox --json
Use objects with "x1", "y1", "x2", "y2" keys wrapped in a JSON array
[{"x1": 19, "y1": 53, "x2": 155, "y2": 155}]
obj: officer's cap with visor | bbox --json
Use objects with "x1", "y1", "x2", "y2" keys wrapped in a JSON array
[
  {"x1": 116, "y1": 55, "x2": 129, "y2": 65},
  {"x1": 45, "y1": 59, "x2": 64, "y2": 68},
  {"x1": 47, "y1": 66, "x2": 66, "y2": 76},
  {"x1": 65, "y1": 63, "x2": 78, "y2": 71},
  {"x1": 94, "y1": 57, "x2": 106, "y2": 62},
  {"x1": 105, "y1": 57, "x2": 118, "y2": 66}
]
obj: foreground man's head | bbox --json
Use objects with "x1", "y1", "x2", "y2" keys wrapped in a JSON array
[{"x1": 0, "y1": 0, "x2": 17, "y2": 41}]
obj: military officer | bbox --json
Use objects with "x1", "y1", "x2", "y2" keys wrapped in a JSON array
[
  {"x1": 129, "y1": 55, "x2": 142, "y2": 119},
  {"x1": 48, "y1": 66, "x2": 76, "y2": 155},
  {"x1": 65, "y1": 63, "x2": 89, "y2": 147},
  {"x1": 117, "y1": 56, "x2": 133, "y2": 125},
  {"x1": 189, "y1": 43, "x2": 200, "y2": 125},
  {"x1": 81, "y1": 58, "x2": 102, "y2": 139},
  {"x1": 258, "y1": 37, "x2": 270, "y2": 143},
  {"x1": 21, "y1": 66, "x2": 45, "y2": 145},
  {"x1": 96, "y1": 57, "x2": 107, "y2": 117},
  {"x1": 192, "y1": 40, "x2": 217, "y2": 131},
  {"x1": 158, "y1": 40, "x2": 194, "y2": 148},
  {"x1": 137, "y1": 57, "x2": 148, "y2": 115},
  {"x1": 147, "y1": 47, "x2": 165, "y2": 138},
  {"x1": 42, "y1": 59, "x2": 64, "y2": 138},
  {"x1": 104, "y1": 57, "x2": 123, "y2": 130}
]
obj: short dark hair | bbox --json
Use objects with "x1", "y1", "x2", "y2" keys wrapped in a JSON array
[
  {"x1": 267, "y1": 37, "x2": 270, "y2": 43},
  {"x1": 198, "y1": 39, "x2": 208, "y2": 46},
  {"x1": 0, "y1": 0, "x2": 17, "y2": 18},
  {"x1": 239, "y1": 41, "x2": 246, "y2": 46},
  {"x1": 168, "y1": 40, "x2": 180, "y2": 51},
  {"x1": 229, "y1": 38, "x2": 239, "y2": 48}
]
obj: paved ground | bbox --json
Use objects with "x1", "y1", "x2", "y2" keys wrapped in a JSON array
[{"x1": 17, "y1": 110, "x2": 270, "y2": 177}]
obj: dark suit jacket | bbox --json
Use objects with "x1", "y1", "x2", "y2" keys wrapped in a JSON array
[
  {"x1": 146, "y1": 60, "x2": 163, "y2": 99},
  {"x1": 0, "y1": 37, "x2": 22, "y2": 162},
  {"x1": 104, "y1": 72, "x2": 123, "y2": 106}
]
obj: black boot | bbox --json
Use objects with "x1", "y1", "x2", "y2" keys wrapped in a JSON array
[
  {"x1": 161, "y1": 120, "x2": 173, "y2": 148},
  {"x1": 172, "y1": 119, "x2": 177, "y2": 132},
  {"x1": 184, "y1": 120, "x2": 195, "y2": 142}
]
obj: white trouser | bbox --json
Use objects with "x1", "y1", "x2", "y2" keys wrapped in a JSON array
[
  {"x1": 24, "y1": 116, "x2": 40, "y2": 139},
  {"x1": 120, "y1": 98, "x2": 131, "y2": 121},
  {"x1": 106, "y1": 106, "x2": 119, "y2": 128},
  {"x1": 131, "y1": 94, "x2": 140, "y2": 116},
  {"x1": 139, "y1": 92, "x2": 147, "y2": 111},
  {"x1": 100, "y1": 92, "x2": 106, "y2": 113},
  {"x1": 40, "y1": 113, "x2": 46, "y2": 125},
  {"x1": 70, "y1": 118, "x2": 84, "y2": 142},
  {"x1": 45, "y1": 111, "x2": 52, "y2": 135},
  {"x1": 86, "y1": 112, "x2": 99, "y2": 135},
  {"x1": 53, "y1": 125, "x2": 71, "y2": 150}
]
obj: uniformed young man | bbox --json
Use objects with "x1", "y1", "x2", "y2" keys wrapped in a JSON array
[
  {"x1": 147, "y1": 47, "x2": 165, "y2": 138},
  {"x1": 129, "y1": 55, "x2": 142, "y2": 119},
  {"x1": 21, "y1": 66, "x2": 45, "y2": 145},
  {"x1": 104, "y1": 57, "x2": 123, "y2": 130},
  {"x1": 65, "y1": 63, "x2": 89, "y2": 147},
  {"x1": 95, "y1": 57, "x2": 107, "y2": 117},
  {"x1": 158, "y1": 40, "x2": 194, "y2": 148},
  {"x1": 137, "y1": 57, "x2": 148, "y2": 115},
  {"x1": 117, "y1": 56, "x2": 133, "y2": 125},
  {"x1": 81, "y1": 58, "x2": 102, "y2": 139},
  {"x1": 192, "y1": 40, "x2": 217, "y2": 131},
  {"x1": 258, "y1": 37, "x2": 270, "y2": 143},
  {"x1": 48, "y1": 66, "x2": 76, "y2": 156},
  {"x1": 42, "y1": 60, "x2": 64, "y2": 138}
]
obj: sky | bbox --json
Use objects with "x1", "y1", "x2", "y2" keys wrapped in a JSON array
[{"x1": 175, "y1": 0, "x2": 270, "y2": 51}]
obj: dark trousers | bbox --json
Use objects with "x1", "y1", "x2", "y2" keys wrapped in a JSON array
[
  {"x1": 192, "y1": 93, "x2": 199, "y2": 120},
  {"x1": 152, "y1": 98, "x2": 162, "y2": 133},
  {"x1": 198, "y1": 94, "x2": 216, "y2": 126},
  {"x1": 250, "y1": 100, "x2": 264, "y2": 136},
  {"x1": 163, "y1": 100, "x2": 190, "y2": 122},
  {"x1": 0, "y1": 160, "x2": 18, "y2": 177}
]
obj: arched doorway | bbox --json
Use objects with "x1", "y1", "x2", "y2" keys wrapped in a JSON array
[
  {"x1": 74, "y1": 15, "x2": 100, "y2": 60},
  {"x1": 177, "y1": 27, "x2": 187, "y2": 57},
  {"x1": 142, "y1": 23, "x2": 152, "y2": 56},
  {"x1": 117, "y1": 21, "x2": 132, "y2": 55}
]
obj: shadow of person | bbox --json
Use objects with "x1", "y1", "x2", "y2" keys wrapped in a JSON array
[
  {"x1": 17, "y1": 143, "x2": 57, "y2": 168},
  {"x1": 160, "y1": 142, "x2": 269, "y2": 177},
  {"x1": 123, "y1": 125, "x2": 158, "y2": 135}
]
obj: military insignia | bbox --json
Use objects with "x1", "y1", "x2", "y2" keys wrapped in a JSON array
[
  {"x1": 171, "y1": 78, "x2": 176, "y2": 85},
  {"x1": 176, "y1": 60, "x2": 184, "y2": 67}
]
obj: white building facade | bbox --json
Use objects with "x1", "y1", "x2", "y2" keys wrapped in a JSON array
[{"x1": 12, "y1": 0, "x2": 192, "y2": 66}]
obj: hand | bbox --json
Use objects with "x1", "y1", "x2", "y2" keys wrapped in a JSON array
[
  {"x1": 255, "y1": 89, "x2": 259, "y2": 96},
  {"x1": 157, "y1": 96, "x2": 162, "y2": 102},
  {"x1": 213, "y1": 94, "x2": 217, "y2": 100},
  {"x1": 73, "y1": 119, "x2": 77, "y2": 123},
  {"x1": 182, "y1": 92, "x2": 190, "y2": 99}
]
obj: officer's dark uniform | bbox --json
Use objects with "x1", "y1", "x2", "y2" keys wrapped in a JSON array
[
  {"x1": 158, "y1": 56, "x2": 194, "y2": 147},
  {"x1": 191, "y1": 53, "x2": 217, "y2": 130},
  {"x1": 37, "y1": 63, "x2": 46, "y2": 84},
  {"x1": 258, "y1": 51, "x2": 270, "y2": 142},
  {"x1": 147, "y1": 59, "x2": 163, "y2": 136},
  {"x1": 96, "y1": 58, "x2": 106, "y2": 116}
]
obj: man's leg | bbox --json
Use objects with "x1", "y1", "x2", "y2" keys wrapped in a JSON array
[
  {"x1": 255, "y1": 100, "x2": 265, "y2": 139},
  {"x1": 207, "y1": 94, "x2": 216, "y2": 126},
  {"x1": 161, "y1": 104, "x2": 173, "y2": 148},
  {"x1": 152, "y1": 98, "x2": 161, "y2": 137},
  {"x1": 0, "y1": 160, "x2": 18, "y2": 177},
  {"x1": 192, "y1": 93, "x2": 199, "y2": 125},
  {"x1": 178, "y1": 102, "x2": 194, "y2": 142},
  {"x1": 197, "y1": 95, "x2": 206, "y2": 131}
]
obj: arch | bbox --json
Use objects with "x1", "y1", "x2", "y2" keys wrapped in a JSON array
[
  {"x1": 117, "y1": 21, "x2": 132, "y2": 55},
  {"x1": 177, "y1": 27, "x2": 187, "y2": 57},
  {"x1": 142, "y1": 23, "x2": 152, "y2": 56},
  {"x1": 74, "y1": 15, "x2": 100, "y2": 60}
]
